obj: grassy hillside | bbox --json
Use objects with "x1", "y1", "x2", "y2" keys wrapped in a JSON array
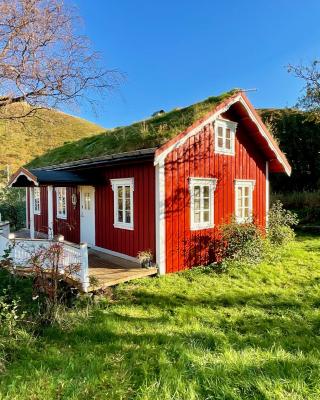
[
  {"x1": 0, "y1": 104, "x2": 104, "y2": 178},
  {"x1": 27, "y1": 90, "x2": 237, "y2": 168},
  {"x1": 1, "y1": 235, "x2": 320, "y2": 399}
]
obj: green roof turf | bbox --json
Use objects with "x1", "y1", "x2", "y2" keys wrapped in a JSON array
[{"x1": 27, "y1": 89, "x2": 239, "y2": 168}]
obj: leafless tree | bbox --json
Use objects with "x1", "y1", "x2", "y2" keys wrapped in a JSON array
[{"x1": 0, "y1": 0, "x2": 119, "y2": 120}]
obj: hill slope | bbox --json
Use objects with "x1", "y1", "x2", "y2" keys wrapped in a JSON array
[{"x1": 0, "y1": 105, "x2": 105, "y2": 178}]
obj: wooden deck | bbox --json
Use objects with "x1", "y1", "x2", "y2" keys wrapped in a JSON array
[
  {"x1": 13, "y1": 229, "x2": 158, "y2": 290},
  {"x1": 88, "y1": 250, "x2": 158, "y2": 290}
]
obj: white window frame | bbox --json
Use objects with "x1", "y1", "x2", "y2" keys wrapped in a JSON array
[
  {"x1": 111, "y1": 178, "x2": 134, "y2": 230},
  {"x1": 234, "y1": 179, "x2": 255, "y2": 223},
  {"x1": 189, "y1": 178, "x2": 217, "y2": 230},
  {"x1": 214, "y1": 118, "x2": 237, "y2": 155},
  {"x1": 33, "y1": 187, "x2": 41, "y2": 215},
  {"x1": 56, "y1": 187, "x2": 67, "y2": 220}
]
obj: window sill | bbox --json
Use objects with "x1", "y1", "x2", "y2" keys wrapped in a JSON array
[
  {"x1": 214, "y1": 149, "x2": 235, "y2": 156},
  {"x1": 113, "y1": 223, "x2": 134, "y2": 231},
  {"x1": 236, "y1": 218, "x2": 253, "y2": 224},
  {"x1": 34, "y1": 211, "x2": 41, "y2": 215},
  {"x1": 56, "y1": 215, "x2": 67, "y2": 220},
  {"x1": 190, "y1": 224, "x2": 214, "y2": 231}
]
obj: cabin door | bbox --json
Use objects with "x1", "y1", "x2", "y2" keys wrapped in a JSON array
[{"x1": 80, "y1": 186, "x2": 95, "y2": 247}]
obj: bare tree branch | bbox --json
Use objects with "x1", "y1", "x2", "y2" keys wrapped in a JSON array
[
  {"x1": 0, "y1": 0, "x2": 120, "y2": 120},
  {"x1": 288, "y1": 60, "x2": 320, "y2": 113}
]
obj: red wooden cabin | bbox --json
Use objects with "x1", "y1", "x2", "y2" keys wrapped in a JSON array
[{"x1": 9, "y1": 91, "x2": 291, "y2": 274}]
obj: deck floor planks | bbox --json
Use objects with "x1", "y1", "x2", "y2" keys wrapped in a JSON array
[{"x1": 88, "y1": 250, "x2": 158, "y2": 289}]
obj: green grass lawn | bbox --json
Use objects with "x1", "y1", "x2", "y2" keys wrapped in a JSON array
[{"x1": 1, "y1": 235, "x2": 320, "y2": 400}]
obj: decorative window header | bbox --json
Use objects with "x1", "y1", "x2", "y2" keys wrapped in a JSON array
[{"x1": 214, "y1": 118, "x2": 237, "y2": 155}]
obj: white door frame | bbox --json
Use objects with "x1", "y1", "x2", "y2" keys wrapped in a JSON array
[{"x1": 79, "y1": 186, "x2": 96, "y2": 247}]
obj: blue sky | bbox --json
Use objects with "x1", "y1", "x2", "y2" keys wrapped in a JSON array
[{"x1": 72, "y1": 0, "x2": 320, "y2": 128}]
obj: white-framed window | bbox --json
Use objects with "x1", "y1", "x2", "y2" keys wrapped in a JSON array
[
  {"x1": 56, "y1": 187, "x2": 67, "y2": 219},
  {"x1": 33, "y1": 187, "x2": 41, "y2": 215},
  {"x1": 189, "y1": 178, "x2": 217, "y2": 230},
  {"x1": 111, "y1": 178, "x2": 134, "y2": 230},
  {"x1": 234, "y1": 179, "x2": 255, "y2": 223},
  {"x1": 214, "y1": 119, "x2": 237, "y2": 155}
]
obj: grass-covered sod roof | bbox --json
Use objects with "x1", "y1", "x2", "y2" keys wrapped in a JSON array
[{"x1": 28, "y1": 90, "x2": 238, "y2": 168}]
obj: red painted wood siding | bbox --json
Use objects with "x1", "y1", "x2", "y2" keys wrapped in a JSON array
[
  {"x1": 164, "y1": 114, "x2": 267, "y2": 273},
  {"x1": 95, "y1": 162, "x2": 156, "y2": 259},
  {"x1": 34, "y1": 186, "x2": 48, "y2": 234},
  {"x1": 53, "y1": 186, "x2": 80, "y2": 243}
]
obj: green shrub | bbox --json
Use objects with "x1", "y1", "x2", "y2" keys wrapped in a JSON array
[
  {"x1": 0, "y1": 187, "x2": 25, "y2": 230},
  {"x1": 0, "y1": 288, "x2": 29, "y2": 372},
  {"x1": 268, "y1": 200, "x2": 299, "y2": 245},
  {"x1": 0, "y1": 289, "x2": 25, "y2": 336},
  {"x1": 271, "y1": 191, "x2": 320, "y2": 225},
  {"x1": 217, "y1": 220, "x2": 265, "y2": 264},
  {"x1": 271, "y1": 191, "x2": 320, "y2": 209}
]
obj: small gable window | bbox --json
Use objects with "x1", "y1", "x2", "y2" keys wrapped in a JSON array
[
  {"x1": 56, "y1": 187, "x2": 67, "y2": 219},
  {"x1": 189, "y1": 178, "x2": 217, "y2": 230},
  {"x1": 34, "y1": 187, "x2": 41, "y2": 215},
  {"x1": 111, "y1": 178, "x2": 134, "y2": 230},
  {"x1": 234, "y1": 180, "x2": 255, "y2": 223},
  {"x1": 214, "y1": 119, "x2": 237, "y2": 155}
]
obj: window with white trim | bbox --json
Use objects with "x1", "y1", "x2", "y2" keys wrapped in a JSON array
[
  {"x1": 34, "y1": 187, "x2": 41, "y2": 215},
  {"x1": 234, "y1": 180, "x2": 255, "y2": 223},
  {"x1": 214, "y1": 119, "x2": 237, "y2": 155},
  {"x1": 189, "y1": 178, "x2": 217, "y2": 230},
  {"x1": 56, "y1": 187, "x2": 67, "y2": 219},
  {"x1": 111, "y1": 178, "x2": 134, "y2": 230}
]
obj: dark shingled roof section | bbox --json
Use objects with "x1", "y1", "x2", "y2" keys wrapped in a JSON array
[
  {"x1": 32, "y1": 148, "x2": 157, "y2": 171},
  {"x1": 27, "y1": 89, "x2": 239, "y2": 169},
  {"x1": 30, "y1": 169, "x2": 91, "y2": 184}
]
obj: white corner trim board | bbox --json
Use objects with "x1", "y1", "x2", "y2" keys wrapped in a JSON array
[
  {"x1": 155, "y1": 161, "x2": 166, "y2": 275},
  {"x1": 29, "y1": 187, "x2": 35, "y2": 239},
  {"x1": 266, "y1": 161, "x2": 269, "y2": 226},
  {"x1": 47, "y1": 185, "x2": 54, "y2": 239}
]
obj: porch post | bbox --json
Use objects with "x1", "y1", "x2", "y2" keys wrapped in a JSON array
[
  {"x1": 47, "y1": 185, "x2": 53, "y2": 239},
  {"x1": 25, "y1": 187, "x2": 28, "y2": 228},
  {"x1": 80, "y1": 242, "x2": 89, "y2": 292},
  {"x1": 29, "y1": 187, "x2": 35, "y2": 239}
]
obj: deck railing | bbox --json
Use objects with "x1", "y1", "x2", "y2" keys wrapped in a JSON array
[{"x1": 0, "y1": 224, "x2": 89, "y2": 292}]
